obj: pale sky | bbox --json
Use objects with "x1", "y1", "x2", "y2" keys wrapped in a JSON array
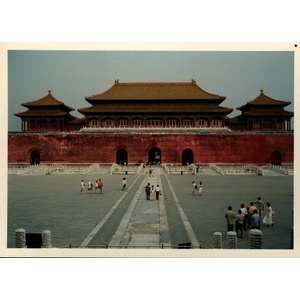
[{"x1": 8, "y1": 49, "x2": 294, "y2": 131}]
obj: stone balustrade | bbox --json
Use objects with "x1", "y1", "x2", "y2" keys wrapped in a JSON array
[
  {"x1": 164, "y1": 164, "x2": 195, "y2": 175},
  {"x1": 79, "y1": 126, "x2": 231, "y2": 134},
  {"x1": 209, "y1": 164, "x2": 259, "y2": 175},
  {"x1": 262, "y1": 164, "x2": 293, "y2": 175},
  {"x1": 111, "y1": 163, "x2": 143, "y2": 175}
]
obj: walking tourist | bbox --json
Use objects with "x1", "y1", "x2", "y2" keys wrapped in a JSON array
[
  {"x1": 262, "y1": 202, "x2": 274, "y2": 227},
  {"x1": 150, "y1": 185, "x2": 155, "y2": 201},
  {"x1": 122, "y1": 177, "x2": 127, "y2": 191},
  {"x1": 256, "y1": 197, "x2": 265, "y2": 218},
  {"x1": 94, "y1": 180, "x2": 99, "y2": 193},
  {"x1": 145, "y1": 183, "x2": 151, "y2": 200},
  {"x1": 225, "y1": 206, "x2": 236, "y2": 232},
  {"x1": 98, "y1": 179, "x2": 103, "y2": 194},
  {"x1": 248, "y1": 202, "x2": 257, "y2": 228},
  {"x1": 251, "y1": 210, "x2": 261, "y2": 229},
  {"x1": 80, "y1": 179, "x2": 85, "y2": 194},
  {"x1": 240, "y1": 204, "x2": 248, "y2": 231},
  {"x1": 198, "y1": 181, "x2": 203, "y2": 196},
  {"x1": 192, "y1": 181, "x2": 197, "y2": 195},
  {"x1": 236, "y1": 209, "x2": 244, "y2": 238},
  {"x1": 88, "y1": 180, "x2": 93, "y2": 194},
  {"x1": 155, "y1": 184, "x2": 161, "y2": 200}
]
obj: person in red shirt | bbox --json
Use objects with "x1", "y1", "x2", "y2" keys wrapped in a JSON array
[{"x1": 98, "y1": 179, "x2": 103, "y2": 194}]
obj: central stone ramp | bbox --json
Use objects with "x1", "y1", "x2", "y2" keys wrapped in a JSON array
[{"x1": 109, "y1": 167, "x2": 171, "y2": 248}]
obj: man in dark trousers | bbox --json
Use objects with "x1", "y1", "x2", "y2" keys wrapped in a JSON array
[{"x1": 225, "y1": 206, "x2": 236, "y2": 232}]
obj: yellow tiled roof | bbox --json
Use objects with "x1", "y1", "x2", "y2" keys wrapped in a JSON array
[
  {"x1": 85, "y1": 80, "x2": 226, "y2": 101},
  {"x1": 21, "y1": 90, "x2": 74, "y2": 111}
]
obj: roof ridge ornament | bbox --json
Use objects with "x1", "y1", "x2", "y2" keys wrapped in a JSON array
[
  {"x1": 114, "y1": 79, "x2": 119, "y2": 84},
  {"x1": 48, "y1": 90, "x2": 51, "y2": 94},
  {"x1": 191, "y1": 79, "x2": 196, "y2": 84}
]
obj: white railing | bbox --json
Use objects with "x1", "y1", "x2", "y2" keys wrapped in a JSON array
[
  {"x1": 80, "y1": 126, "x2": 231, "y2": 134},
  {"x1": 209, "y1": 164, "x2": 259, "y2": 175},
  {"x1": 164, "y1": 164, "x2": 195, "y2": 175},
  {"x1": 8, "y1": 164, "x2": 41, "y2": 175},
  {"x1": 111, "y1": 163, "x2": 143, "y2": 175},
  {"x1": 262, "y1": 164, "x2": 294, "y2": 175},
  {"x1": 45, "y1": 164, "x2": 95, "y2": 175}
]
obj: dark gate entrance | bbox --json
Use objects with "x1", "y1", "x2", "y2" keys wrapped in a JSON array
[
  {"x1": 271, "y1": 151, "x2": 282, "y2": 165},
  {"x1": 182, "y1": 148, "x2": 194, "y2": 165},
  {"x1": 30, "y1": 151, "x2": 40, "y2": 165},
  {"x1": 149, "y1": 147, "x2": 161, "y2": 165},
  {"x1": 116, "y1": 149, "x2": 128, "y2": 165}
]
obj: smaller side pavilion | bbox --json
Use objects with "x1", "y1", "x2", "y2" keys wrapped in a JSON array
[
  {"x1": 14, "y1": 90, "x2": 84, "y2": 132},
  {"x1": 228, "y1": 90, "x2": 294, "y2": 131}
]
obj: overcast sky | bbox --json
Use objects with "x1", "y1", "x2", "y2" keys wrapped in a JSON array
[{"x1": 8, "y1": 50, "x2": 294, "y2": 131}]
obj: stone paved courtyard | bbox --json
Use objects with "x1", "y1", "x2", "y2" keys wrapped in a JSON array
[{"x1": 6, "y1": 166, "x2": 294, "y2": 256}]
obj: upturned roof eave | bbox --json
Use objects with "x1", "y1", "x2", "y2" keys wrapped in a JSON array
[
  {"x1": 84, "y1": 81, "x2": 226, "y2": 102},
  {"x1": 21, "y1": 92, "x2": 75, "y2": 111}
]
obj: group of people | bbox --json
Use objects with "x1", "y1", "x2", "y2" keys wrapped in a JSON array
[
  {"x1": 145, "y1": 168, "x2": 155, "y2": 177},
  {"x1": 225, "y1": 197, "x2": 274, "y2": 238},
  {"x1": 80, "y1": 179, "x2": 103, "y2": 194},
  {"x1": 144, "y1": 183, "x2": 161, "y2": 201},
  {"x1": 192, "y1": 181, "x2": 203, "y2": 196}
]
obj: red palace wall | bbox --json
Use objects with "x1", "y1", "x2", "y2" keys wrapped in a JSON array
[{"x1": 8, "y1": 132, "x2": 294, "y2": 165}]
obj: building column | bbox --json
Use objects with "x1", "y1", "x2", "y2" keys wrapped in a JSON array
[{"x1": 257, "y1": 119, "x2": 261, "y2": 131}]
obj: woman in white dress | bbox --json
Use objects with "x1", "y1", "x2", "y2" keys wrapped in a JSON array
[
  {"x1": 150, "y1": 185, "x2": 155, "y2": 201},
  {"x1": 198, "y1": 181, "x2": 203, "y2": 196},
  {"x1": 262, "y1": 202, "x2": 274, "y2": 227}
]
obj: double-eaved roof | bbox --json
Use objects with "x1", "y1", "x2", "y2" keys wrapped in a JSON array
[
  {"x1": 237, "y1": 89, "x2": 292, "y2": 110},
  {"x1": 14, "y1": 90, "x2": 76, "y2": 119},
  {"x1": 84, "y1": 80, "x2": 226, "y2": 102},
  {"x1": 79, "y1": 80, "x2": 232, "y2": 116},
  {"x1": 236, "y1": 89, "x2": 293, "y2": 118}
]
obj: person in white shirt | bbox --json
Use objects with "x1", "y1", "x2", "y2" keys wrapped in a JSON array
[
  {"x1": 122, "y1": 177, "x2": 127, "y2": 191},
  {"x1": 88, "y1": 180, "x2": 93, "y2": 194},
  {"x1": 155, "y1": 185, "x2": 161, "y2": 200},
  {"x1": 80, "y1": 179, "x2": 85, "y2": 194},
  {"x1": 240, "y1": 203, "x2": 248, "y2": 231}
]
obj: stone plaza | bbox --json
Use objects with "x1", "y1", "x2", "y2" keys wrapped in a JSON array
[{"x1": 7, "y1": 165, "x2": 294, "y2": 255}]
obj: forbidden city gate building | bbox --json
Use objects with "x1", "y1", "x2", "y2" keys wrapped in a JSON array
[{"x1": 11, "y1": 80, "x2": 294, "y2": 166}]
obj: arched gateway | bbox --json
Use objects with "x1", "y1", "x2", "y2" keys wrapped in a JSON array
[
  {"x1": 30, "y1": 151, "x2": 40, "y2": 165},
  {"x1": 116, "y1": 149, "x2": 128, "y2": 165},
  {"x1": 148, "y1": 147, "x2": 161, "y2": 165},
  {"x1": 271, "y1": 151, "x2": 282, "y2": 165},
  {"x1": 182, "y1": 148, "x2": 194, "y2": 165}
]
